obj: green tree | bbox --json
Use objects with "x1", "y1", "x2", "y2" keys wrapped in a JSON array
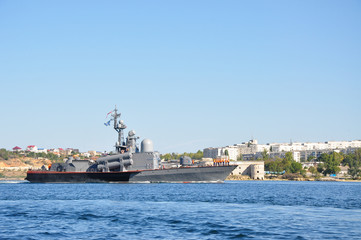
[
  {"x1": 281, "y1": 152, "x2": 293, "y2": 172},
  {"x1": 285, "y1": 152, "x2": 294, "y2": 162},
  {"x1": 268, "y1": 159, "x2": 283, "y2": 174},
  {"x1": 300, "y1": 169, "x2": 307, "y2": 178},
  {"x1": 323, "y1": 152, "x2": 341, "y2": 175},
  {"x1": 261, "y1": 149, "x2": 270, "y2": 161},
  {"x1": 308, "y1": 166, "x2": 317, "y2": 176},
  {"x1": 344, "y1": 149, "x2": 361, "y2": 178},
  {"x1": 289, "y1": 161, "x2": 303, "y2": 173},
  {"x1": 348, "y1": 166, "x2": 361, "y2": 178},
  {"x1": 317, "y1": 163, "x2": 325, "y2": 173},
  {"x1": 307, "y1": 155, "x2": 315, "y2": 162},
  {"x1": 317, "y1": 152, "x2": 342, "y2": 175},
  {"x1": 317, "y1": 153, "x2": 329, "y2": 163},
  {"x1": 193, "y1": 150, "x2": 203, "y2": 160},
  {"x1": 0, "y1": 148, "x2": 9, "y2": 160},
  {"x1": 161, "y1": 153, "x2": 172, "y2": 161}
]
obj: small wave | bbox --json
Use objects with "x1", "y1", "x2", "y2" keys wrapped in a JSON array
[
  {"x1": 39, "y1": 231, "x2": 67, "y2": 238},
  {"x1": 0, "y1": 180, "x2": 28, "y2": 184},
  {"x1": 77, "y1": 213, "x2": 100, "y2": 220}
]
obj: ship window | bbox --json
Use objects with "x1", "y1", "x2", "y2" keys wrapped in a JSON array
[{"x1": 257, "y1": 171, "x2": 259, "y2": 173}]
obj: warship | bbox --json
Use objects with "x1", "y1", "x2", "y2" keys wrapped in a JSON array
[{"x1": 26, "y1": 107, "x2": 236, "y2": 183}]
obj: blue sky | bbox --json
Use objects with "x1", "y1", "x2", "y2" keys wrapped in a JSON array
[{"x1": 0, "y1": 0, "x2": 360, "y2": 153}]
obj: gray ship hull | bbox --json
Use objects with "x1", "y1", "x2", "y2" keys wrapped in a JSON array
[
  {"x1": 26, "y1": 165, "x2": 236, "y2": 183},
  {"x1": 129, "y1": 165, "x2": 236, "y2": 183}
]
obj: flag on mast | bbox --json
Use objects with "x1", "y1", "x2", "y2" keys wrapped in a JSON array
[
  {"x1": 106, "y1": 111, "x2": 113, "y2": 119},
  {"x1": 104, "y1": 120, "x2": 111, "y2": 126}
]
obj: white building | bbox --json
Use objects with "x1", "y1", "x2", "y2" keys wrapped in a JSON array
[
  {"x1": 203, "y1": 146, "x2": 239, "y2": 160},
  {"x1": 350, "y1": 140, "x2": 361, "y2": 148},
  {"x1": 222, "y1": 146, "x2": 240, "y2": 161},
  {"x1": 205, "y1": 139, "x2": 361, "y2": 162},
  {"x1": 231, "y1": 161, "x2": 264, "y2": 180},
  {"x1": 26, "y1": 145, "x2": 38, "y2": 152},
  {"x1": 293, "y1": 152, "x2": 301, "y2": 162},
  {"x1": 37, "y1": 148, "x2": 47, "y2": 153}
]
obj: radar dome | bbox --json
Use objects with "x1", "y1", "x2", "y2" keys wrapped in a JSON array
[{"x1": 141, "y1": 139, "x2": 154, "y2": 153}]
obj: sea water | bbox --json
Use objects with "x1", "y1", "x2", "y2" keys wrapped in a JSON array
[{"x1": 0, "y1": 181, "x2": 360, "y2": 239}]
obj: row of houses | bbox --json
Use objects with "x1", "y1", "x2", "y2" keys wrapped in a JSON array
[
  {"x1": 204, "y1": 139, "x2": 361, "y2": 162},
  {"x1": 11, "y1": 145, "x2": 102, "y2": 158}
]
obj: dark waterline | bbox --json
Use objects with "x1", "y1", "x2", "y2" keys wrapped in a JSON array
[{"x1": 0, "y1": 181, "x2": 360, "y2": 239}]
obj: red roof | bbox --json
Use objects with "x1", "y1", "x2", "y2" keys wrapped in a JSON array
[
  {"x1": 27, "y1": 145, "x2": 35, "y2": 148},
  {"x1": 58, "y1": 148, "x2": 64, "y2": 151},
  {"x1": 13, "y1": 146, "x2": 22, "y2": 150}
]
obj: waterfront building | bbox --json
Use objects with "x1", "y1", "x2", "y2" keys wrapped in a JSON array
[{"x1": 230, "y1": 161, "x2": 264, "y2": 180}]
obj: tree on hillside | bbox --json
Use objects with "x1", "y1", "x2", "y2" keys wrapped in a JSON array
[
  {"x1": 261, "y1": 149, "x2": 270, "y2": 161},
  {"x1": 0, "y1": 149, "x2": 9, "y2": 160},
  {"x1": 268, "y1": 159, "x2": 283, "y2": 175},
  {"x1": 289, "y1": 161, "x2": 303, "y2": 173},
  {"x1": 285, "y1": 152, "x2": 294, "y2": 162},
  {"x1": 344, "y1": 149, "x2": 361, "y2": 178},
  {"x1": 161, "y1": 153, "x2": 172, "y2": 161},
  {"x1": 281, "y1": 152, "x2": 293, "y2": 172},
  {"x1": 161, "y1": 150, "x2": 203, "y2": 161},
  {"x1": 308, "y1": 166, "x2": 317, "y2": 176},
  {"x1": 307, "y1": 155, "x2": 315, "y2": 162},
  {"x1": 193, "y1": 150, "x2": 203, "y2": 160},
  {"x1": 317, "y1": 163, "x2": 325, "y2": 173},
  {"x1": 317, "y1": 153, "x2": 329, "y2": 163},
  {"x1": 318, "y1": 152, "x2": 341, "y2": 175}
]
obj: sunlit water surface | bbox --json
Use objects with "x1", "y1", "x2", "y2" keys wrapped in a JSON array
[{"x1": 0, "y1": 180, "x2": 360, "y2": 239}]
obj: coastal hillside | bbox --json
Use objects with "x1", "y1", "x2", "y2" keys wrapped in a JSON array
[
  {"x1": 0, "y1": 149, "x2": 55, "y2": 179},
  {"x1": 0, "y1": 157, "x2": 52, "y2": 179}
]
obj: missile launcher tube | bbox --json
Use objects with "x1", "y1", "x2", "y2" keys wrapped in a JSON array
[
  {"x1": 96, "y1": 153, "x2": 132, "y2": 163},
  {"x1": 96, "y1": 153, "x2": 133, "y2": 171}
]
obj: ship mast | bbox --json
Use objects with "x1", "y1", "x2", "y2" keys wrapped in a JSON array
[{"x1": 112, "y1": 106, "x2": 127, "y2": 153}]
